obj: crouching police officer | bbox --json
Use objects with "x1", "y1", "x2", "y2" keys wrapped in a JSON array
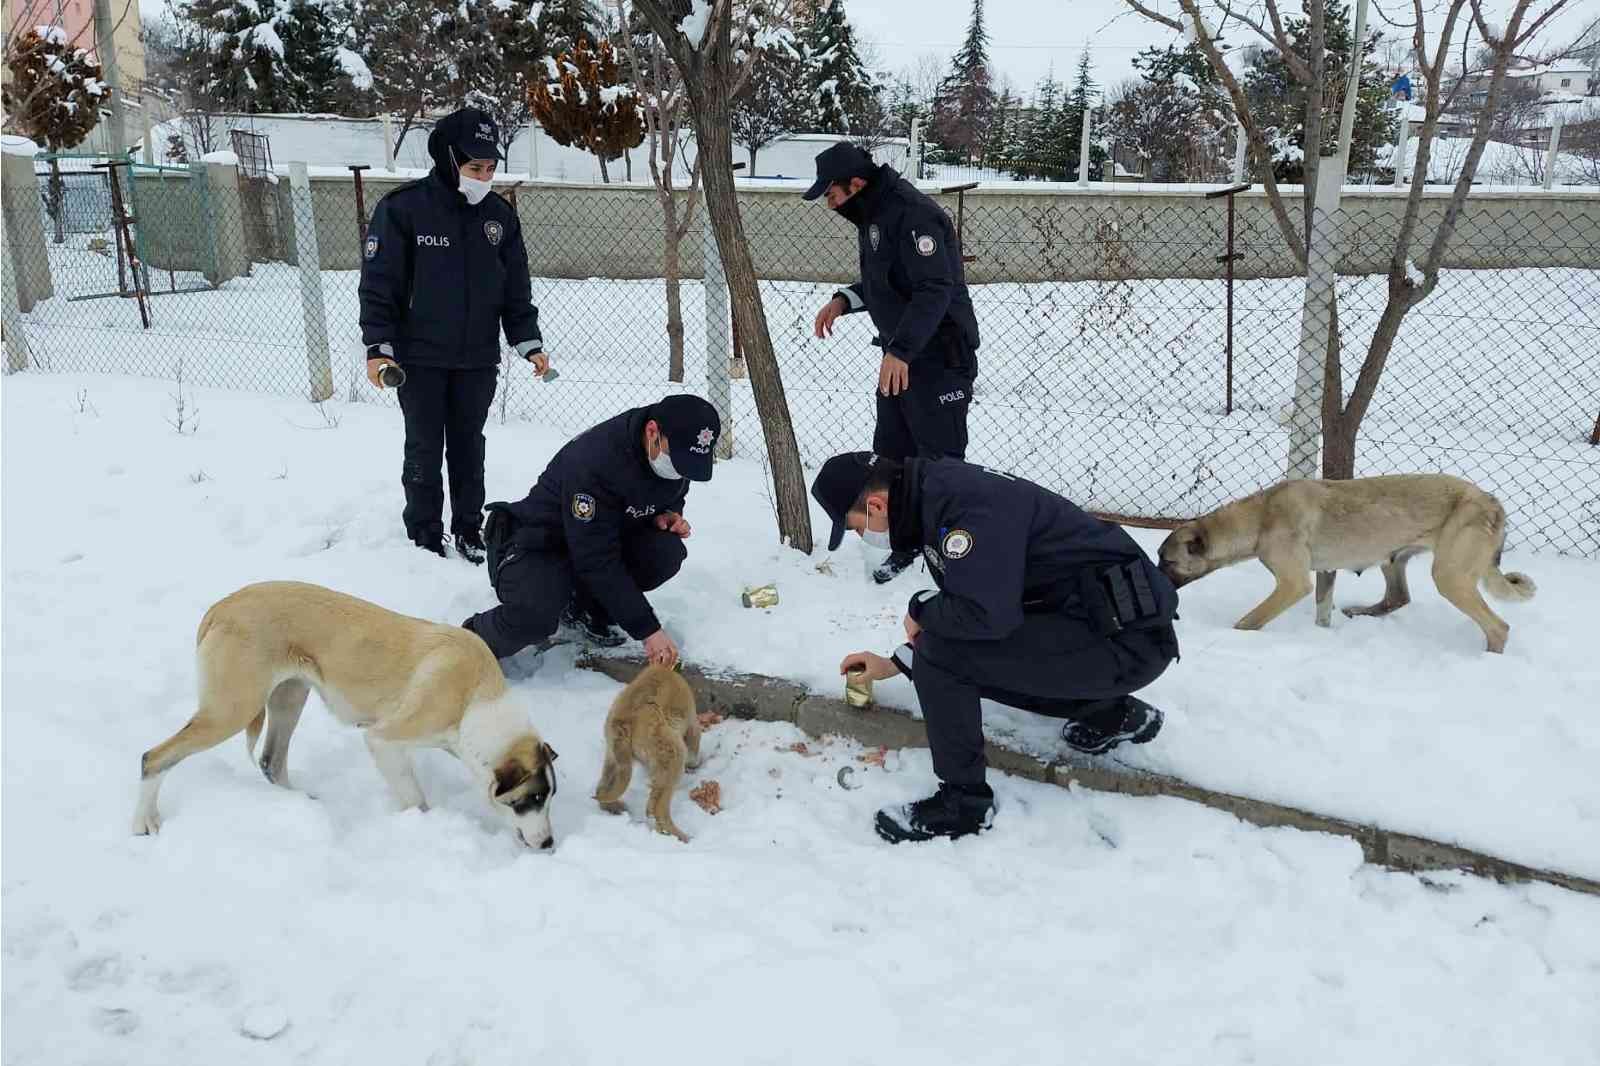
[
  {"x1": 463, "y1": 395, "x2": 722, "y2": 675},
  {"x1": 804, "y1": 143, "x2": 980, "y2": 585},
  {"x1": 359, "y1": 106, "x2": 550, "y2": 563},
  {"x1": 811, "y1": 453, "x2": 1180, "y2": 844}
]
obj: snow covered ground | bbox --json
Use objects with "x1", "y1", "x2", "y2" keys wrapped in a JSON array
[
  {"x1": 20, "y1": 247, "x2": 1599, "y2": 554},
  {"x1": 3, "y1": 374, "x2": 1598, "y2": 1064}
]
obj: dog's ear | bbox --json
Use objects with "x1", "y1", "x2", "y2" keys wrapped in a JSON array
[
  {"x1": 540, "y1": 742, "x2": 559, "y2": 764},
  {"x1": 492, "y1": 762, "x2": 530, "y2": 802}
]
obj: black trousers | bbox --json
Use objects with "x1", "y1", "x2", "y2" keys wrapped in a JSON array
[
  {"x1": 396, "y1": 364, "x2": 499, "y2": 542},
  {"x1": 466, "y1": 528, "x2": 686, "y2": 659},
  {"x1": 872, "y1": 332, "x2": 976, "y2": 461},
  {"x1": 899, "y1": 611, "x2": 1177, "y2": 786}
]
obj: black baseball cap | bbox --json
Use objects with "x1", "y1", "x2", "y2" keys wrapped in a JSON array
[
  {"x1": 652, "y1": 395, "x2": 721, "y2": 482},
  {"x1": 801, "y1": 142, "x2": 877, "y2": 200},
  {"x1": 810, "y1": 451, "x2": 881, "y2": 550},
  {"x1": 439, "y1": 106, "x2": 502, "y2": 162}
]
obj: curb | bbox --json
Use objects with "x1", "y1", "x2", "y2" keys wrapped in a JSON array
[{"x1": 579, "y1": 656, "x2": 1600, "y2": 898}]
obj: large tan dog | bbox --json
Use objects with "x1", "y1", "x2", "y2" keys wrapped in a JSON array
[
  {"x1": 594, "y1": 665, "x2": 702, "y2": 842},
  {"x1": 132, "y1": 581, "x2": 560, "y2": 847},
  {"x1": 1157, "y1": 475, "x2": 1536, "y2": 652}
]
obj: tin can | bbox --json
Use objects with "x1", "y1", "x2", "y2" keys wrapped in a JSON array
[
  {"x1": 741, "y1": 584, "x2": 779, "y2": 609},
  {"x1": 377, "y1": 362, "x2": 406, "y2": 389},
  {"x1": 844, "y1": 666, "x2": 873, "y2": 708}
]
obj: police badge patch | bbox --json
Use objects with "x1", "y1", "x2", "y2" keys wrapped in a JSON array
[
  {"x1": 869, "y1": 223, "x2": 880, "y2": 251},
  {"x1": 364, "y1": 235, "x2": 379, "y2": 260},
  {"x1": 483, "y1": 220, "x2": 504, "y2": 246},
  {"x1": 941, "y1": 528, "x2": 973, "y2": 560},
  {"x1": 572, "y1": 493, "x2": 596, "y2": 521},
  {"x1": 915, "y1": 233, "x2": 937, "y2": 257}
]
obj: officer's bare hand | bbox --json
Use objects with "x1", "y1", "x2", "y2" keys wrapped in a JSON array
[
  {"x1": 655, "y1": 511, "x2": 691, "y2": 538},
  {"x1": 903, "y1": 613, "x2": 921, "y2": 643},
  {"x1": 643, "y1": 629, "x2": 679, "y2": 669},
  {"x1": 526, "y1": 350, "x2": 550, "y2": 376},
  {"x1": 840, "y1": 651, "x2": 898, "y2": 682},
  {"x1": 813, "y1": 295, "x2": 846, "y2": 339},
  {"x1": 879, "y1": 353, "x2": 910, "y2": 397},
  {"x1": 366, "y1": 357, "x2": 399, "y2": 388}
]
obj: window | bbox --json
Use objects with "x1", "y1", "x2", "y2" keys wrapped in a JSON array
[{"x1": 1559, "y1": 77, "x2": 1572, "y2": 88}]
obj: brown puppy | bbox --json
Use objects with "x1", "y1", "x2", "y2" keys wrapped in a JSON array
[
  {"x1": 594, "y1": 665, "x2": 701, "y2": 841},
  {"x1": 1157, "y1": 474, "x2": 1536, "y2": 653}
]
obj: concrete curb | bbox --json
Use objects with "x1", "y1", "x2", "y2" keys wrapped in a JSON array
[{"x1": 580, "y1": 656, "x2": 1600, "y2": 898}]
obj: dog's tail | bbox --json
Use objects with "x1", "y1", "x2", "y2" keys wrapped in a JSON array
[{"x1": 1483, "y1": 565, "x2": 1537, "y2": 602}]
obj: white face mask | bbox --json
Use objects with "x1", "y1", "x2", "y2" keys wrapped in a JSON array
[
  {"x1": 649, "y1": 448, "x2": 682, "y2": 481},
  {"x1": 459, "y1": 174, "x2": 492, "y2": 205},
  {"x1": 860, "y1": 527, "x2": 891, "y2": 549}
]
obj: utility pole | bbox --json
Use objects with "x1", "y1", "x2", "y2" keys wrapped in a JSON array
[{"x1": 91, "y1": 0, "x2": 129, "y2": 156}]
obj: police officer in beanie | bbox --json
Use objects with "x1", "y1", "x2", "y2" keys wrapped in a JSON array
[
  {"x1": 804, "y1": 143, "x2": 980, "y2": 585},
  {"x1": 811, "y1": 453, "x2": 1179, "y2": 844},
  {"x1": 359, "y1": 106, "x2": 550, "y2": 563},
  {"x1": 463, "y1": 395, "x2": 722, "y2": 674}
]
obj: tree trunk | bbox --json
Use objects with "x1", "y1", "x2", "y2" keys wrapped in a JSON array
[
  {"x1": 49, "y1": 158, "x2": 66, "y2": 245},
  {"x1": 625, "y1": 152, "x2": 633, "y2": 182},
  {"x1": 747, "y1": 146, "x2": 757, "y2": 172},
  {"x1": 598, "y1": 154, "x2": 610, "y2": 183},
  {"x1": 663, "y1": 198, "x2": 686, "y2": 383},
  {"x1": 690, "y1": 88, "x2": 814, "y2": 552}
]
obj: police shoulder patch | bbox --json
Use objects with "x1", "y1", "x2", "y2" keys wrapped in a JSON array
[
  {"x1": 915, "y1": 232, "x2": 937, "y2": 257},
  {"x1": 364, "y1": 235, "x2": 379, "y2": 260},
  {"x1": 868, "y1": 223, "x2": 881, "y2": 251},
  {"x1": 572, "y1": 493, "x2": 596, "y2": 522},
  {"x1": 941, "y1": 528, "x2": 974, "y2": 560},
  {"x1": 483, "y1": 219, "x2": 504, "y2": 246}
]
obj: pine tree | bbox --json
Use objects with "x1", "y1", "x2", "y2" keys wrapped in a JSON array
[
  {"x1": 733, "y1": 32, "x2": 804, "y2": 170},
  {"x1": 462, "y1": 0, "x2": 549, "y2": 163},
  {"x1": 1062, "y1": 48, "x2": 1106, "y2": 180},
  {"x1": 803, "y1": 0, "x2": 877, "y2": 134},
  {"x1": 930, "y1": 0, "x2": 994, "y2": 164},
  {"x1": 539, "y1": 0, "x2": 603, "y2": 56},
  {"x1": 1015, "y1": 68, "x2": 1062, "y2": 178},
  {"x1": 354, "y1": 0, "x2": 486, "y2": 155},
  {"x1": 179, "y1": 0, "x2": 347, "y2": 113},
  {"x1": 528, "y1": 38, "x2": 645, "y2": 183}
]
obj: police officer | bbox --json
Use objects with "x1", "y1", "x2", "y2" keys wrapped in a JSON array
[
  {"x1": 359, "y1": 106, "x2": 550, "y2": 563},
  {"x1": 811, "y1": 452, "x2": 1180, "y2": 844},
  {"x1": 463, "y1": 395, "x2": 722, "y2": 674},
  {"x1": 804, "y1": 143, "x2": 980, "y2": 585}
]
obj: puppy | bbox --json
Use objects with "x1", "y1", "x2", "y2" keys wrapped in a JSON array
[
  {"x1": 1157, "y1": 474, "x2": 1536, "y2": 652},
  {"x1": 594, "y1": 664, "x2": 701, "y2": 841},
  {"x1": 132, "y1": 581, "x2": 559, "y2": 848}
]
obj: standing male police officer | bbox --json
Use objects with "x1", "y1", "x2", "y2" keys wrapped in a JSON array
[
  {"x1": 804, "y1": 143, "x2": 980, "y2": 585},
  {"x1": 812, "y1": 452, "x2": 1180, "y2": 844},
  {"x1": 463, "y1": 395, "x2": 722, "y2": 674},
  {"x1": 359, "y1": 106, "x2": 550, "y2": 563}
]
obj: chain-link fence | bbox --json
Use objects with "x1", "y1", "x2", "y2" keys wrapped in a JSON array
[{"x1": 4, "y1": 150, "x2": 1597, "y2": 555}]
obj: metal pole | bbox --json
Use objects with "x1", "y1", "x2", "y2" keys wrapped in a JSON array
[
  {"x1": 908, "y1": 117, "x2": 921, "y2": 178},
  {"x1": 348, "y1": 164, "x2": 370, "y2": 244},
  {"x1": 527, "y1": 120, "x2": 537, "y2": 178},
  {"x1": 1541, "y1": 109, "x2": 1565, "y2": 190},
  {"x1": 1391, "y1": 115, "x2": 1410, "y2": 187},
  {"x1": 91, "y1": 0, "x2": 127, "y2": 155},
  {"x1": 1078, "y1": 105, "x2": 1092, "y2": 188},
  {"x1": 96, "y1": 161, "x2": 149, "y2": 327},
  {"x1": 701, "y1": 181, "x2": 733, "y2": 460},
  {"x1": 1207, "y1": 182, "x2": 1250, "y2": 416},
  {"x1": 288, "y1": 161, "x2": 334, "y2": 401}
]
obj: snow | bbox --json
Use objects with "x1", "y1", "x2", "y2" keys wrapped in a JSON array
[
  {"x1": 1382, "y1": 133, "x2": 1597, "y2": 186},
  {"x1": 247, "y1": 22, "x2": 286, "y2": 58},
  {"x1": 1404, "y1": 258, "x2": 1426, "y2": 287},
  {"x1": 3, "y1": 372, "x2": 1600, "y2": 1063},
  {"x1": 2, "y1": 134, "x2": 42, "y2": 156},
  {"x1": 677, "y1": 0, "x2": 713, "y2": 48},
  {"x1": 35, "y1": 23, "x2": 69, "y2": 45},
  {"x1": 200, "y1": 150, "x2": 240, "y2": 165},
  {"x1": 335, "y1": 47, "x2": 372, "y2": 91}
]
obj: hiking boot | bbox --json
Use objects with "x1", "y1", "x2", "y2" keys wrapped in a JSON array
[
  {"x1": 872, "y1": 549, "x2": 920, "y2": 585},
  {"x1": 560, "y1": 602, "x2": 627, "y2": 648},
  {"x1": 1061, "y1": 696, "x2": 1164, "y2": 756},
  {"x1": 874, "y1": 782, "x2": 995, "y2": 844},
  {"x1": 415, "y1": 534, "x2": 447, "y2": 558},
  {"x1": 454, "y1": 529, "x2": 486, "y2": 566}
]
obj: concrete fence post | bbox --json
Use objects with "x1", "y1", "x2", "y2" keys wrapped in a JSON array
[
  {"x1": 1542, "y1": 109, "x2": 1565, "y2": 190},
  {"x1": 1285, "y1": 158, "x2": 1346, "y2": 480},
  {"x1": 1232, "y1": 124, "x2": 1248, "y2": 183},
  {"x1": 288, "y1": 162, "x2": 334, "y2": 401},
  {"x1": 700, "y1": 203, "x2": 734, "y2": 460},
  {"x1": 1078, "y1": 107, "x2": 1092, "y2": 188},
  {"x1": 382, "y1": 113, "x2": 396, "y2": 171},
  {"x1": 0, "y1": 149, "x2": 55, "y2": 310},
  {"x1": 1391, "y1": 117, "x2": 1410, "y2": 187},
  {"x1": 2, "y1": 238, "x2": 35, "y2": 373}
]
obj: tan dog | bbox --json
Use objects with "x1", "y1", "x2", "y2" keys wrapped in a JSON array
[
  {"x1": 132, "y1": 581, "x2": 560, "y2": 848},
  {"x1": 594, "y1": 665, "x2": 701, "y2": 841},
  {"x1": 1157, "y1": 475, "x2": 1536, "y2": 652}
]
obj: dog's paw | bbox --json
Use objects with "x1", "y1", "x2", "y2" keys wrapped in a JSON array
[
  {"x1": 597, "y1": 800, "x2": 626, "y2": 816},
  {"x1": 131, "y1": 809, "x2": 162, "y2": 836}
]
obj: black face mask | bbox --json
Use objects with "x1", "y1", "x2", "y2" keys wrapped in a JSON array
[{"x1": 833, "y1": 191, "x2": 870, "y2": 226}]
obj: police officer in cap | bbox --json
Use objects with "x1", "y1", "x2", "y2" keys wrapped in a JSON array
[
  {"x1": 804, "y1": 143, "x2": 980, "y2": 585},
  {"x1": 463, "y1": 395, "x2": 722, "y2": 674},
  {"x1": 359, "y1": 106, "x2": 550, "y2": 563},
  {"x1": 811, "y1": 452, "x2": 1180, "y2": 844}
]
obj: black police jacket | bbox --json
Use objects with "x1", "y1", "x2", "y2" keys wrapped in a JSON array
[
  {"x1": 496, "y1": 407, "x2": 688, "y2": 640},
  {"x1": 891, "y1": 459, "x2": 1177, "y2": 642},
  {"x1": 834, "y1": 164, "x2": 980, "y2": 363},
  {"x1": 358, "y1": 170, "x2": 541, "y2": 369}
]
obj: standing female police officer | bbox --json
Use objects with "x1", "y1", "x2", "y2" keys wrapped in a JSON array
[{"x1": 359, "y1": 106, "x2": 550, "y2": 563}]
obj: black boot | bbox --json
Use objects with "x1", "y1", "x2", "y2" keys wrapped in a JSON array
[
  {"x1": 560, "y1": 601, "x2": 626, "y2": 648},
  {"x1": 415, "y1": 533, "x2": 447, "y2": 558},
  {"x1": 454, "y1": 529, "x2": 486, "y2": 566},
  {"x1": 872, "y1": 549, "x2": 920, "y2": 585},
  {"x1": 1061, "y1": 696, "x2": 1164, "y2": 756},
  {"x1": 874, "y1": 782, "x2": 995, "y2": 844}
]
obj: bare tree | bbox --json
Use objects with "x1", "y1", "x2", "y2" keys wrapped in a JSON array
[
  {"x1": 1124, "y1": 0, "x2": 1575, "y2": 482},
  {"x1": 629, "y1": 0, "x2": 813, "y2": 553},
  {"x1": 616, "y1": 2, "x2": 704, "y2": 381}
]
